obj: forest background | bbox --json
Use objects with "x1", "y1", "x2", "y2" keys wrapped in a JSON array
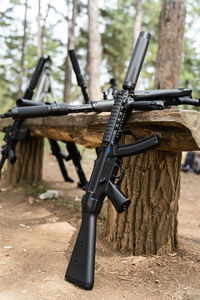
[{"x1": 0, "y1": 0, "x2": 200, "y2": 112}]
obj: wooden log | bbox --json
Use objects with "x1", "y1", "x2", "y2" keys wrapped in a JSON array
[
  {"x1": 0, "y1": 109, "x2": 200, "y2": 151},
  {"x1": 6, "y1": 136, "x2": 44, "y2": 185},
  {"x1": 105, "y1": 135, "x2": 181, "y2": 255}
]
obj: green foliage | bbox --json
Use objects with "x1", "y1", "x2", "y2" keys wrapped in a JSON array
[
  {"x1": 101, "y1": 0, "x2": 136, "y2": 86},
  {"x1": 180, "y1": 38, "x2": 200, "y2": 98},
  {"x1": 101, "y1": 0, "x2": 161, "y2": 88},
  {"x1": 0, "y1": 0, "x2": 200, "y2": 111},
  {"x1": 180, "y1": 0, "x2": 200, "y2": 98},
  {"x1": 141, "y1": 0, "x2": 161, "y2": 88}
]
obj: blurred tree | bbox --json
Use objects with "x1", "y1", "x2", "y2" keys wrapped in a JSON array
[
  {"x1": 17, "y1": 0, "x2": 28, "y2": 98},
  {"x1": 0, "y1": 0, "x2": 28, "y2": 109},
  {"x1": 154, "y1": 0, "x2": 186, "y2": 89},
  {"x1": 180, "y1": 0, "x2": 200, "y2": 98},
  {"x1": 88, "y1": 0, "x2": 102, "y2": 100},
  {"x1": 0, "y1": 0, "x2": 200, "y2": 108},
  {"x1": 63, "y1": 0, "x2": 77, "y2": 104},
  {"x1": 101, "y1": 0, "x2": 161, "y2": 88},
  {"x1": 37, "y1": 0, "x2": 43, "y2": 58},
  {"x1": 133, "y1": 0, "x2": 143, "y2": 47}
]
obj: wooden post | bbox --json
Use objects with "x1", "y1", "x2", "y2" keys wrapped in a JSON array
[
  {"x1": 6, "y1": 136, "x2": 44, "y2": 185},
  {"x1": 105, "y1": 135, "x2": 181, "y2": 255}
]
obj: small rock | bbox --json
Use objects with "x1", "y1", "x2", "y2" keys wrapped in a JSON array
[
  {"x1": 28, "y1": 197, "x2": 35, "y2": 205},
  {"x1": 0, "y1": 188, "x2": 7, "y2": 192},
  {"x1": 75, "y1": 195, "x2": 81, "y2": 201},
  {"x1": 39, "y1": 190, "x2": 60, "y2": 200}
]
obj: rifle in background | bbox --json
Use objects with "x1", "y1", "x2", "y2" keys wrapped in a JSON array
[
  {"x1": 0, "y1": 56, "x2": 48, "y2": 176},
  {"x1": 68, "y1": 49, "x2": 90, "y2": 104},
  {"x1": 31, "y1": 57, "x2": 87, "y2": 188}
]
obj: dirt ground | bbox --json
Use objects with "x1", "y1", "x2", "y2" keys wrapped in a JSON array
[{"x1": 0, "y1": 147, "x2": 200, "y2": 300}]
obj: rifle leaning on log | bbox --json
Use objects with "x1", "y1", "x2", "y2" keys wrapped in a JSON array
[
  {"x1": 6, "y1": 86, "x2": 199, "y2": 119},
  {"x1": 1, "y1": 31, "x2": 200, "y2": 290},
  {"x1": 34, "y1": 55, "x2": 88, "y2": 188},
  {"x1": 0, "y1": 56, "x2": 88, "y2": 188},
  {"x1": 0, "y1": 56, "x2": 48, "y2": 177},
  {"x1": 68, "y1": 49, "x2": 90, "y2": 104},
  {"x1": 0, "y1": 32, "x2": 161, "y2": 289}
]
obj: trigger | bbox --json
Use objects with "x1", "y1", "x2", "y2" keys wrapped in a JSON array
[{"x1": 116, "y1": 167, "x2": 125, "y2": 186}]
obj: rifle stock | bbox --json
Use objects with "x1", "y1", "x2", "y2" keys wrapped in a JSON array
[{"x1": 65, "y1": 210, "x2": 97, "y2": 290}]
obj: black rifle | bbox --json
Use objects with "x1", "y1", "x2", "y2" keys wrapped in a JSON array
[
  {"x1": 8, "y1": 86, "x2": 199, "y2": 119},
  {"x1": 103, "y1": 78, "x2": 118, "y2": 100},
  {"x1": 64, "y1": 33, "x2": 198, "y2": 290},
  {"x1": 0, "y1": 56, "x2": 75, "y2": 183},
  {"x1": 33, "y1": 57, "x2": 86, "y2": 187},
  {"x1": 133, "y1": 88, "x2": 200, "y2": 107},
  {"x1": 1, "y1": 32, "x2": 161, "y2": 289},
  {"x1": 41, "y1": 52, "x2": 87, "y2": 188},
  {"x1": 68, "y1": 49, "x2": 90, "y2": 104},
  {"x1": 65, "y1": 31, "x2": 158, "y2": 290},
  {"x1": 0, "y1": 56, "x2": 48, "y2": 176},
  {"x1": 48, "y1": 139, "x2": 73, "y2": 183},
  {"x1": 5, "y1": 97, "x2": 164, "y2": 118},
  {"x1": 109, "y1": 78, "x2": 118, "y2": 93}
]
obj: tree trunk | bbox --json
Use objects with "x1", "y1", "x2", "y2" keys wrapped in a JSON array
[
  {"x1": 6, "y1": 137, "x2": 44, "y2": 185},
  {"x1": 154, "y1": 0, "x2": 186, "y2": 89},
  {"x1": 17, "y1": 0, "x2": 28, "y2": 99},
  {"x1": 63, "y1": 0, "x2": 77, "y2": 104},
  {"x1": 13, "y1": 0, "x2": 46, "y2": 184},
  {"x1": 133, "y1": 0, "x2": 143, "y2": 47},
  {"x1": 105, "y1": 135, "x2": 181, "y2": 255},
  {"x1": 105, "y1": 0, "x2": 186, "y2": 255},
  {"x1": 37, "y1": 0, "x2": 43, "y2": 58},
  {"x1": 88, "y1": 0, "x2": 102, "y2": 100}
]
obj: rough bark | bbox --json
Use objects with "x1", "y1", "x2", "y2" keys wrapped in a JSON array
[
  {"x1": 105, "y1": 135, "x2": 181, "y2": 255},
  {"x1": 154, "y1": 0, "x2": 186, "y2": 89},
  {"x1": 105, "y1": 0, "x2": 186, "y2": 255},
  {"x1": 63, "y1": 0, "x2": 77, "y2": 104},
  {"x1": 1, "y1": 108, "x2": 200, "y2": 151},
  {"x1": 17, "y1": 0, "x2": 28, "y2": 99},
  {"x1": 6, "y1": 137, "x2": 44, "y2": 185},
  {"x1": 88, "y1": 0, "x2": 102, "y2": 100}
]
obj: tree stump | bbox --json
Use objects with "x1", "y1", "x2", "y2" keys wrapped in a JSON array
[
  {"x1": 105, "y1": 134, "x2": 181, "y2": 255},
  {"x1": 6, "y1": 136, "x2": 44, "y2": 185}
]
